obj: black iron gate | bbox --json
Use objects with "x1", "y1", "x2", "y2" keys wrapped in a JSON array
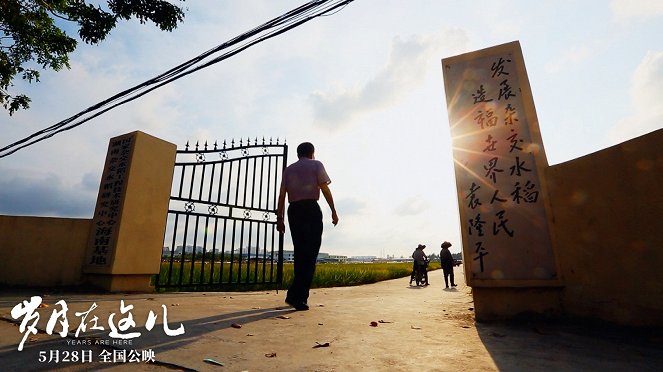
[{"x1": 157, "y1": 138, "x2": 287, "y2": 291}]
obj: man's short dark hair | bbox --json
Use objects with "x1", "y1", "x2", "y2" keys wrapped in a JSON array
[{"x1": 297, "y1": 142, "x2": 315, "y2": 158}]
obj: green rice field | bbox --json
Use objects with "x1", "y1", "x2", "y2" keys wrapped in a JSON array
[{"x1": 156, "y1": 261, "x2": 440, "y2": 291}]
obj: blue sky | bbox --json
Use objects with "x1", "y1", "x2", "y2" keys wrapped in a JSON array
[{"x1": 2, "y1": 0, "x2": 662, "y2": 258}]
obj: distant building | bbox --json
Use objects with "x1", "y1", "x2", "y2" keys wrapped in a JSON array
[
  {"x1": 348, "y1": 256, "x2": 377, "y2": 262},
  {"x1": 162, "y1": 245, "x2": 203, "y2": 256},
  {"x1": 317, "y1": 252, "x2": 347, "y2": 263}
]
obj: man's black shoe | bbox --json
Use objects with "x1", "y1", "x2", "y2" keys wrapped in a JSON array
[{"x1": 285, "y1": 298, "x2": 309, "y2": 311}]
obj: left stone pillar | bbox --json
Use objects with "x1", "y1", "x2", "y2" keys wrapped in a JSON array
[{"x1": 83, "y1": 131, "x2": 176, "y2": 292}]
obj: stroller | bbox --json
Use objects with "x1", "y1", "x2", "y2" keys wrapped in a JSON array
[{"x1": 410, "y1": 258, "x2": 429, "y2": 286}]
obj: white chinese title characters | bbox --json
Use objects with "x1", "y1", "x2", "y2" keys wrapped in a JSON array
[{"x1": 10, "y1": 296, "x2": 185, "y2": 351}]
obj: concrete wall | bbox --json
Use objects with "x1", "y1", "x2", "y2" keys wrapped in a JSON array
[
  {"x1": 0, "y1": 215, "x2": 91, "y2": 287},
  {"x1": 545, "y1": 128, "x2": 663, "y2": 326},
  {"x1": 472, "y1": 128, "x2": 663, "y2": 327}
]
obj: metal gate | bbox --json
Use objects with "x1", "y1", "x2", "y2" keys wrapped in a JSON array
[{"x1": 157, "y1": 138, "x2": 287, "y2": 291}]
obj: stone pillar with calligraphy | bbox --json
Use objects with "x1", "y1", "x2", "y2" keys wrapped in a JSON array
[
  {"x1": 83, "y1": 131, "x2": 176, "y2": 292},
  {"x1": 442, "y1": 41, "x2": 562, "y2": 318}
]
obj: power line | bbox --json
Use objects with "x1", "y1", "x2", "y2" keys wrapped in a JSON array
[{"x1": 0, "y1": 0, "x2": 355, "y2": 158}]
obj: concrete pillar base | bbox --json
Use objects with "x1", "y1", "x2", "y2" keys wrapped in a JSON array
[
  {"x1": 473, "y1": 287, "x2": 563, "y2": 321},
  {"x1": 85, "y1": 274, "x2": 155, "y2": 293}
]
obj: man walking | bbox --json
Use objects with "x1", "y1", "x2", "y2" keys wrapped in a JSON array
[
  {"x1": 440, "y1": 241, "x2": 457, "y2": 288},
  {"x1": 277, "y1": 142, "x2": 338, "y2": 310}
]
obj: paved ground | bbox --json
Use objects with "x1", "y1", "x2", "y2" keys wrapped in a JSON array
[{"x1": 1, "y1": 269, "x2": 662, "y2": 371}]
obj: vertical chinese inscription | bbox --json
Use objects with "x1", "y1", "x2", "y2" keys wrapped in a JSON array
[
  {"x1": 86, "y1": 135, "x2": 134, "y2": 268},
  {"x1": 443, "y1": 42, "x2": 557, "y2": 283}
]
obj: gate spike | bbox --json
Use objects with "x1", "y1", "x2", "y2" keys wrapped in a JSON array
[
  {"x1": 223, "y1": 140, "x2": 227, "y2": 149},
  {"x1": 269, "y1": 137, "x2": 273, "y2": 145},
  {"x1": 213, "y1": 141, "x2": 218, "y2": 150},
  {"x1": 195, "y1": 141, "x2": 199, "y2": 151},
  {"x1": 185, "y1": 141, "x2": 189, "y2": 151},
  {"x1": 204, "y1": 141, "x2": 208, "y2": 151},
  {"x1": 254, "y1": 137, "x2": 258, "y2": 146},
  {"x1": 231, "y1": 139, "x2": 235, "y2": 148},
  {"x1": 239, "y1": 138, "x2": 243, "y2": 147},
  {"x1": 262, "y1": 137, "x2": 265, "y2": 145}
]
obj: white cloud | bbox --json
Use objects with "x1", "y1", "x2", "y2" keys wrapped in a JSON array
[
  {"x1": 394, "y1": 195, "x2": 430, "y2": 216},
  {"x1": 336, "y1": 197, "x2": 366, "y2": 216},
  {"x1": 544, "y1": 45, "x2": 592, "y2": 74},
  {"x1": 610, "y1": 0, "x2": 663, "y2": 19},
  {"x1": 0, "y1": 171, "x2": 96, "y2": 217},
  {"x1": 81, "y1": 171, "x2": 102, "y2": 192},
  {"x1": 630, "y1": 52, "x2": 663, "y2": 113},
  {"x1": 608, "y1": 51, "x2": 663, "y2": 144},
  {"x1": 309, "y1": 29, "x2": 468, "y2": 130},
  {"x1": 124, "y1": 85, "x2": 185, "y2": 134}
]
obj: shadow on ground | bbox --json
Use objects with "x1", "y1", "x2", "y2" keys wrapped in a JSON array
[{"x1": 475, "y1": 317, "x2": 663, "y2": 371}]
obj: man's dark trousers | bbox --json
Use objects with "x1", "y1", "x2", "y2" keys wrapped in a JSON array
[
  {"x1": 443, "y1": 268, "x2": 455, "y2": 287},
  {"x1": 287, "y1": 200, "x2": 323, "y2": 304}
]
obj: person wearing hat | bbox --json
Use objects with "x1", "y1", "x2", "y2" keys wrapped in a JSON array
[
  {"x1": 440, "y1": 241, "x2": 457, "y2": 288},
  {"x1": 410, "y1": 244, "x2": 429, "y2": 286}
]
